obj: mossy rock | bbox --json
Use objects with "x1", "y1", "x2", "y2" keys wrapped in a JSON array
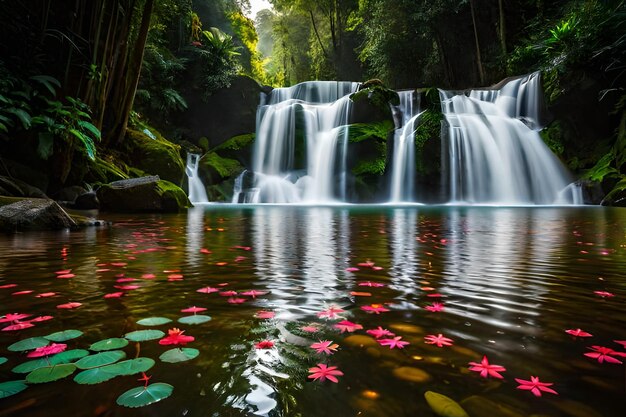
[
  {"x1": 350, "y1": 83, "x2": 400, "y2": 117},
  {"x1": 86, "y1": 157, "x2": 130, "y2": 184},
  {"x1": 212, "y1": 133, "x2": 255, "y2": 164},
  {"x1": 124, "y1": 129, "x2": 185, "y2": 186},
  {"x1": 0, "y1": 198, "x2": 77, "y2": 232},
  {"x1": 199, "y1": 152, "x2": 244, "y2": 184},
  {"x1": 97, "y1": 176, "x2": 190, "y2": 213},
  {"x1": 601, "y1": 176, "x2": 626, "y2": 206}
]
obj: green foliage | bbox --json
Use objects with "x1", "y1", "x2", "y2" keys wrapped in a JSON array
[
  {"x1": 414, "y1": 109, "x2": 443, "y2": 174},
  {"x1": 203, "y1": 152, "x2": 243, "y2": 179},
  {"x1": 0, "y1": 381, "x2": 28, "y2": 399},
  {"x1": 350, "y1": 84, "x2": 400, "y2": 113},
  {"x1": 352, "y1": 158, "x2": 386, "y2": 176},
  {"x1": 0, "y1": 62, "x2": 100, "y2": 161},
  {"x1": 116, "y1": 383, "x2": 173, "y2": 408},
  {"x1": 344, "y1": 120, "x2": 394, "y2": 143},
  {"x1": 228, "y1": 11, "x2": 268, "y2": 83},
  {"x1": 540, "y1": 122, "x2": 566, "y2": 156},
  {"x1": 213, "y1": 133, "x2": 256, "y2": 152},
  {"x1": 193, "y1": 28, "x2": 242, "y2": 97},
  {"x1": 26, "y1": 364, "x2": 77, "y2": 384}
]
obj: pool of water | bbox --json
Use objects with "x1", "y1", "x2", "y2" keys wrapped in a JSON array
[{"x1": 1, "y1": 206, "x2": 625, "y2": 417}]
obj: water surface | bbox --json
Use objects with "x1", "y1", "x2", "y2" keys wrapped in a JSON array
[{"x1": 1, "y1": 206, "x2": 625, "y2": 417}]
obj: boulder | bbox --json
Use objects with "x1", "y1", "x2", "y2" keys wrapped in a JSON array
[
  {"x1": 74, "y1": 191, "x2": 100, "y2": 210},
  {"x1": 124, "y1": 129, "x2": 186, "y2": 186},
  {"x1": 56, "y1": 185, "x2": 88, "y2": 202},
  {"x1": 0, "y1": 198, "x2": 77, "y2": 232},
  {"x1": 97, "y1": 176, "x2": 191, "y2": 212},
  {"x1": 0, "y1": 175, "x2": 47, "y2": 198}
]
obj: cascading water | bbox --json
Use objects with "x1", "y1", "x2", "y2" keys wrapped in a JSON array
[
  {"x1": 440, "y1": 72, "x2": 582, "y2": 205},
  {"x1": 389, "y1": 90, "x2": 423, "y2": 203},
  {"x1": 237, "y1": 81, "x2": 358, "y2": 204},
  {"x1": 186, "y1": 153, "x2": 209, "y2": 203}
]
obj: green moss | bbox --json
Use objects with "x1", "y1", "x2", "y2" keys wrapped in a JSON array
[
  {"x1": 350, "y1": 84, "x2": 400, "y2": 113},
  {"x1": 352, "y1": 158, "x2": 386, "y2": 176},
  {"x1": 125, "y1": 128, "x2": 185, "y2": 186},
  {"x1": 212, "y1": 133, "x2": 256, "y2": 152},
  {"x1": 345, "y1": 121, "x2": 393, "y2": 143},
  {"x1": 89, "y1": 157, "x2": 130, "y2": 183},
  {"x1": 156, "y1": 180, "x2": 191, "y2": 210},
  {"x1": 414, "y1": 110, "x2": 443, "y2": 175},
  {"x1": 202, "y1": 152, "x2": 243, "y2": 180},
  {"x1": 0, "y1": 196, "x2": 23, "y2": 207}
]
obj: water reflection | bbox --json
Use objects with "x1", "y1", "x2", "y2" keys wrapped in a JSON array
[{"x1": 388, "y1": 209, "x2": 420, "y2": 307}]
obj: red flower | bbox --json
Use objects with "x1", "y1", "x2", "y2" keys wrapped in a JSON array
[
  {"x1": 584, "y1": 346, "x2": 625, "y2": 364},
  {"x1": 366, "y1": 327, "x2": 394, "y2": 339},
  {"x1": 360, "y1": 304, "x2": 390, "y2": 314},
  {"x1": 240, "y1": 290, "x2": 268, "y2": 298},
  {"x1": 317, "y1": 306, "x2": 345, "y2": 320},
  {"x1": 333, "y1": 320, "x2": 363, "y2": 333},
  {"x1": 0, "y1": 313, "x2": 31, "y2": 323},
  {"x1": 424, "y1": 334, "x2": 453, "y2": 347},
  {"x1": 255, "y1": 340, "x2": 274, "y2": 349},
  {"x1": 255, "y1": 310, "x2": 275, "y2": 319},
  {"x1": 515, "y1": 376, "x2": 558, "y2": 397},
  {"x1": 310, "y1": 340, "x2": 339, "y2": 355},
  {"x1": 308, "y1": 364, "x2": 343, "y2": 383},
  {"x1": 181, "y1": 306, "x2": 207, "y2": 313},
  {"x1": 159, "y1": 328, "x2": 194, "y2": 345},
  {"x1": 565, "y1": 328, "x2": 592, "y2": 337},
  {"x1": 468, "y1": 356, "x2": 506, "y2": 379},
  {"x1": 197, "y1": 286, "x2": 219, "y2": 294},
  {"x1": 27, "y1": 343, "x2": 67, "y2": 358},
  {"x1": 424, "y1": 302, "x2": 444, "y2": 312},
  {"x1": 378, "y1": 336, "x2": 409, "y2": 349}
]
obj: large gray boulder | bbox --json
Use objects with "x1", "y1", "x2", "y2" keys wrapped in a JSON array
[
  {"x1": 0, "y1": 198, "x2": 77, "y2": 232},
  {"x1": 97, "y1": 176, "x2": 191, "y2": 212}
]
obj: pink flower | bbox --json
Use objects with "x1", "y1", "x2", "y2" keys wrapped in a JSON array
[
  {"x1": 27, "y1": 343, "x2": 67, "y2": 358},
  {"x1": 334, "y1": 320, "x2": 363, "y2": 333},
  {"x1": 255, "y1": 340, "x2": 274, "y2": 349},
  {"x1": 317, "y1": 306, "x2": 345, "y2": 320},
  {"x1": 515, "y1": 376, "x2": 558, "y2": 397},
  {"x1": 614, "y1": 340, "x2": 626, "y2": 348},
  {"x1": 594, "y1": 291, "x2": 614, "y2": 297},
  {"x1": 104, "y1": 292, "x2": 124, "y2": 298},
  {"x1": 310, "y1": 340, "x2": 339, "y2": 355},
  {"x1": 197, "y1": 286, "x2": 219, "y2": 294},
  {"x1": 301, "y1": 325, "x2": 320, "y2": 333},
  {"x1": 0, "y1": 313, "x2": 31, "y2": 323},
  {"x1": 366, "y1": 327, "x2": 395, "y2": 339},
  {"x1": 565, "y1": 328, "x2": 593, "y2": 337},
  {"x1": 2, "y1": 322, "x2": 34, "y2": 331},
  {"x1": 378, "y1": 336, "x2": 409, "y2": 349},
  {"x1": 159, "y1": 328, "x2": 194, "y2": 346},
  {"x1": 357, "y1": 260, "x2": 375, "y2": 267},
  {"x1": 360, "y1": 304, "x2": 390, "y2": 314},
  {"x1": 584, "y1": 346, "x2": 625, "y2": 364},
  {"x1": 181, "y1": 306, "x2": 207, "y2": 313},
  {"x1": 308, "y1": 364, "x2": 343, "y2": 383},
  {"x1": 57, "y1": 302, "x2": 82, "y2": 309},
  {"x1": 219, "y1": 291, "x2": 238, "y2": 297},
  {"x1": 345, "y1": 267, "x2": 360, "y2": 272},
  {"x1": 468, "y1": 356, "x2": 506, "y2": 379},
  {"x1": 358, "y1": 281, "x2": 385, "y2": 287},
  {"x1": 424, "y1": 334, "x2": 453, "y2": 347},
  {"x1": 240, "y1": 290, "x2": 268, "y2": 298},
  {"x1": 227, "y1": 297, "x2": 246, "y2": 304},
  {"x1": 425, "y1": 302, "x2": 444, "y2": 312},
  {"x1": 255, "y1": 310, "x2": 275, "y2": 319}
]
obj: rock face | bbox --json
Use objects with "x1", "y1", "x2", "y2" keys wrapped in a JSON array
[
  {"x1": 97, "y1": 176, "x2": 191, "y2": 212},
  {"x1": 0, "y1": 199, "x2": 77, "y2": 232},
  {"x1": 124, "y1": 129, "x2": 186, "y2": 186}
]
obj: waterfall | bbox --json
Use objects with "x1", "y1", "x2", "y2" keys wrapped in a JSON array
[
  {"x1": 245, "y1": 81, "x2": 359, "y2": 203},
  {"x1": 389, "y1": 90, "x2": 422, "y2": 203},
  {"x1": 440, "y1": 72, "x2": 581, "y2": 205},
  {"x1": 186, "y1": 153, "x2": 209, "y2": 203}
]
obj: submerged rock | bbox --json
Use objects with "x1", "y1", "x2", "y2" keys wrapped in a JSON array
[
  {"x1": 0, "y1": 198, "x2": 76, "y2": 232},
  {"x1": 424, "y1": 391, "x2": 470, "y2": 417},
  {"x1": 460, "y1": 395, "x2": 528, "y2": 417},
  {"x1": 97, "y1": 176, "x2": 190, "y2": 213},
  {"x1": 391, "y1": 366, "x2": 431, "y2": 383}
]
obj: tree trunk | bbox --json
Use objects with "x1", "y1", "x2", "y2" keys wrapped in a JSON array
[
  {"x1": 498, "y1": 0, "x2": 506, "y2": 56},
  {"x1": 469, "y1": 0, "x2": 485, "y2": 85},
  {"x1": 309, "y1": 10, "x2": 329, "y2": 58}
]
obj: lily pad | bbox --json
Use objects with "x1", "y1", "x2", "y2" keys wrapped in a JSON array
[
  {"x1": 25, "y1": 364, "x2": 77, "y2": 383},
  {"x1": 75, "y1": 350, "x2": 126, "y2": 369},
  {"x1": 89, "y1": 338, "x2": 129, "y2": 351},
  {"x1": 73, "y1": 367, "x2": 119, "y2": 385},
  {"x1": 8, "y1": 337, "x2": 49, "y2": 352},
  {"x1": 137, "y1": 317, "x2": 172, "y2": 326},
  {"x1": 124, "y1": 329, "x2": 165, "y2": 342},
  {"x1": 12, "y1": 358, "x2": 51, "y2": 374},
  {"x1": 0, "y1": 380, "x2": 28, "y2": 399},
  {"x1": 0, "y1": 357, "x2": 7, "y2": 365},
  {"x1": 50, "y1": 349, "x2": 90, "y2": 364},
  {"x1": 44, "y1": 329, "x2": 83, "y2": 342},
  {"x1": 103, "y1": 357, "x2": 155, "y2": 376},
  {"x1": 177, "y1": 315, "x2": 211, "y2": 325},
  {"x1": 116, "y1": 383, "x2": 173, "y2": 408},
  {"x1": 159, "y1": 348, "x2": 199, "y2": 363},
  {"x1": 424, "y1": 391, "x2": 470, "y2": 417}
]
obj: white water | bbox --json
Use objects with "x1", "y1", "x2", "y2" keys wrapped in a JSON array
[
  {"x1": 440, "y1": 72, "x2": 582, "y2": 205},
  {"x1": 389, "y1": 90, "x2": 422, "y2": 202},
  {"x1": 242, "y1": 81, "x2": 358, "y2": 203},
  {"x1": 186, "y1": 153, "x2": 209, "y2": 203}
]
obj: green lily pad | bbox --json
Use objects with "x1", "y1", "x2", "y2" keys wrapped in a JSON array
[
  {"x1": 0, "y1": 380, "x2": 28, "y2": 399},
  {"x1": 159, "y1": 348, "x2": 199, "y2": 363},
  {"x1": 137, "y1": 317, "x2": 172, "y2": 326},
  {"x1": 50, "y1": 349, "x2": 90, "y2": 364},
  {"x1": 103, "y1": 357, "x2": 155, "y2": 376},
  {"x1": 124, "y1": 329, "x2": 165, "y2": 342},
  {"x1": 8, "y1": 337, "x2": 49, "y2": 352},
  {"x1": 12, "y1": 349, "x2": 89, "y2": 374},
  {"x1": 0, "y1": 357, "x2": 7, "y2": 365},
  {"x1": 89, "y1": 338, "x2": 129, "y2": 351},
  {"x1": 177, "y1": 315, "x2": 211, "y2": 325},
  {"x1": 44, "y1": 329, "x2": 83, "y2": 342},
  {"x1": 73, "y1": 366, "x2": 119, "y2": 385},
  {"x1": 116, "y1": 383, "x2": 173, "y2": 408},
  {"x1": 25, "y1": 364, "x2": 77, "y2": 383},
  {"x1": 75, "y1": 350, "x2": 126, "y2": 369}
]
